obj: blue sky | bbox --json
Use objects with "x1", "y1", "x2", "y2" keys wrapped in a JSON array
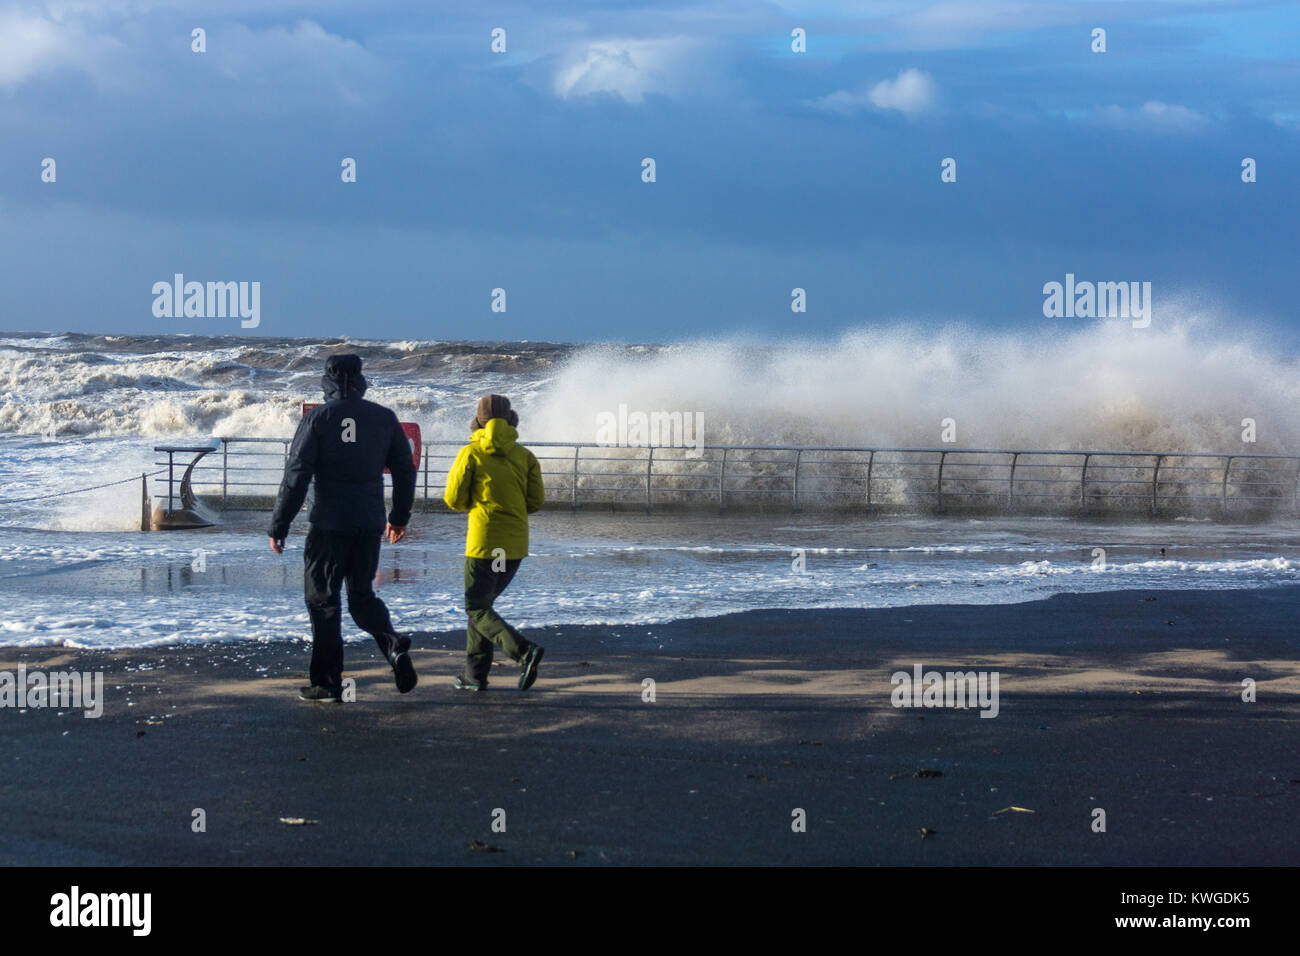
[{"x1": 1, "y1": 0, "x2": 1297, "y2": 344}]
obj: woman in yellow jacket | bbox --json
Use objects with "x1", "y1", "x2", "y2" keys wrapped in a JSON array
[{"x1": 443, "y1": 394, "x2": 546, "y2": 691}]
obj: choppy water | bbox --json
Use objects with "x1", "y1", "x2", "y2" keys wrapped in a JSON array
[{"x1": 4, "y1": 325, "x2": 1300, "y2": 453}]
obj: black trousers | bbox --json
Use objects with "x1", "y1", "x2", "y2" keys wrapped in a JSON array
[
  {"x1": 303, "y1": 527, "x2": 404, "y2": 688},
  {"x1": 464, "y1": 556, "x2": 531, "y2": 683}
]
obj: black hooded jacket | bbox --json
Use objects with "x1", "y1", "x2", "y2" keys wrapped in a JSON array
[{"x1": 268, "y1": 355, "x2": 417, "y2": 539}]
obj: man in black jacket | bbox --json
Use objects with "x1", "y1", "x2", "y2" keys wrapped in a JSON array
[{"x1": 268, "y1": 354, "x2": 419, "y2": 701}]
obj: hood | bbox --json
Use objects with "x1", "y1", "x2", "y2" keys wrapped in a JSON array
[
  {"x1": 322, "y1": 354, "x2": 368, "y2": 401},
  {"x1": 472, "y1": 418, "x2": 518, "y2": 456}
]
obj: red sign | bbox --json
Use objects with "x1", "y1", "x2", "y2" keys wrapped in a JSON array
[
  {"x1": 303, "y1": 404, "x2": 421, "y2": 472},
  {"x1": 399, "y1": 423, "x2": 422, "y2": 472}
]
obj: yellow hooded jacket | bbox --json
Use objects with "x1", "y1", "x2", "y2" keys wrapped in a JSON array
[{"x1": 443, "y1": 418, "x2": 545, "y2": 559}]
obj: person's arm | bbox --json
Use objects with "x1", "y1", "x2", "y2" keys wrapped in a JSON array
[
  {"x1": 385, "y1": 414, "x2": 416, "y2": 537},
  {"x1": 442, "y1": 445, "x2": 474, "y2": 512},
  {"x1": 268, "y1": 415, "x2": 319, "y2": 549},
  {"x1": 525, "y1": 450, "x2": 545, "y2": 514}
]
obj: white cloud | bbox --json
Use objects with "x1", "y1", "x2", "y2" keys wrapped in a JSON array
[
  {"x1": 552, "y1": 37, "x2": 704, "y2": 103},
  {"x1": 898, "y1": 1, "x2": 1063, "y2": 35},
  {"x1": 213, "y1": 20, "x2": 384, "y2": 105},
  {"x1": 809, "y1": 68, "x2": 938, "y2": 117},
  {"x1": 0, "y1": 11, "x2": 373, "y2": 100},
  {"x1": 0, "y1": 10, "x2": 100, "y2": 87},
  {"x1": 869, "y1": 67, "x2": 938, "y2": 114},
  {"x1": 841, "y1": 1, "x2": 1089, "y2": 52},
  {"x1": 1096, "y1": 100, "x2": 1209, "y2": 133}
]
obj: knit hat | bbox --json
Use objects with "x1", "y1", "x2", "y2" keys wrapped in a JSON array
[
  {"x1": 322, "y1": 354, "x2": 367, "y2": 399},
  {"x1": 471, "y1": 394, "x2": 518, "y2": 431}
]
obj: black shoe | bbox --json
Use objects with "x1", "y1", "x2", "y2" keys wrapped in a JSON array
[
  {"x1": 518, "y1": 645, "x2": 544, "y2": 691},
  {"x1": 391, "y1": 651, "x2": 418, "y2": 694},
  {"x1": 452, "y1": 676, "x2": 487, "y2": 692},
  {"x1": 299, "y1": 685, "x2": 342, "y2": 702}
]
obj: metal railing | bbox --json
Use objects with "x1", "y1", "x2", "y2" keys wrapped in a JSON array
[{"x1": 154, "y1": 438, "x2": 1300, "y2": 518}]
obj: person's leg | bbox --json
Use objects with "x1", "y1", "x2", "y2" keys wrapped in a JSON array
[
  {"x1": 494, "y1": 558, "x2": 543, "y2": 690},
  {"x1": 465, "y1": 557, "x2": 532, "y2": 665},
  {"x1": 343, "y1": 532, "x2": 402, "y2": 660},
  {"x1": 303, "y1": 528, "x2": 347, "y2": 689},
  {"x1": 344, "y1": 532, "x2": 417, "y2": 693},
  {"x1": 493, "y1": 558, "x2": 521, "y2": 599},
  {"x1": 463, "y1": 558, "x2": 496, "y2": 683}
]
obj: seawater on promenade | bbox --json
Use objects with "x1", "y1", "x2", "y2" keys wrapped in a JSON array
[{"x1": 1, "y1": 508, "x2": 1297, "y2": 649}]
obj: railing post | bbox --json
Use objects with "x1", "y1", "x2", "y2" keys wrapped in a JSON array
[
  {"x1": 792, "y1": 448, "x2": 802, "y2": 511},
  {"x1": 1221, "y1": 456, "x2": 1233, "y2": 517},
  {"x1": 1080, "y1": 454, "x2": 1090, "y2": 513},
  {"x1": 719, "y1": 448, "x2": 729, "y2": 511},
  {"x1": 572, "y1": 446, "x2": 580, "y2": 510},
  {"x1": 936, "y1": 450, "x2": 947, "y2": 513},
  {"x1": 646, "y1": 446, "x2": 654, "y2": 512},
  {"x1": 222, "y1": 439, "x2": 228, "y2": 505},
  {"x1": 1008, "y1": 452, "x2": 1019, "y2": 509},
  {"x1": 141, "y1": 473, "x2": 150, "y2": 532},
  {"x1": 866, "y1": 450, "x2": 875, "y2": 507},
  {"x1": 1151, "y1": 455, "x2": 1163, "y2": 517},
  {"x1": 166, "y1": 451, "x2": 176, "y2": 510}
]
